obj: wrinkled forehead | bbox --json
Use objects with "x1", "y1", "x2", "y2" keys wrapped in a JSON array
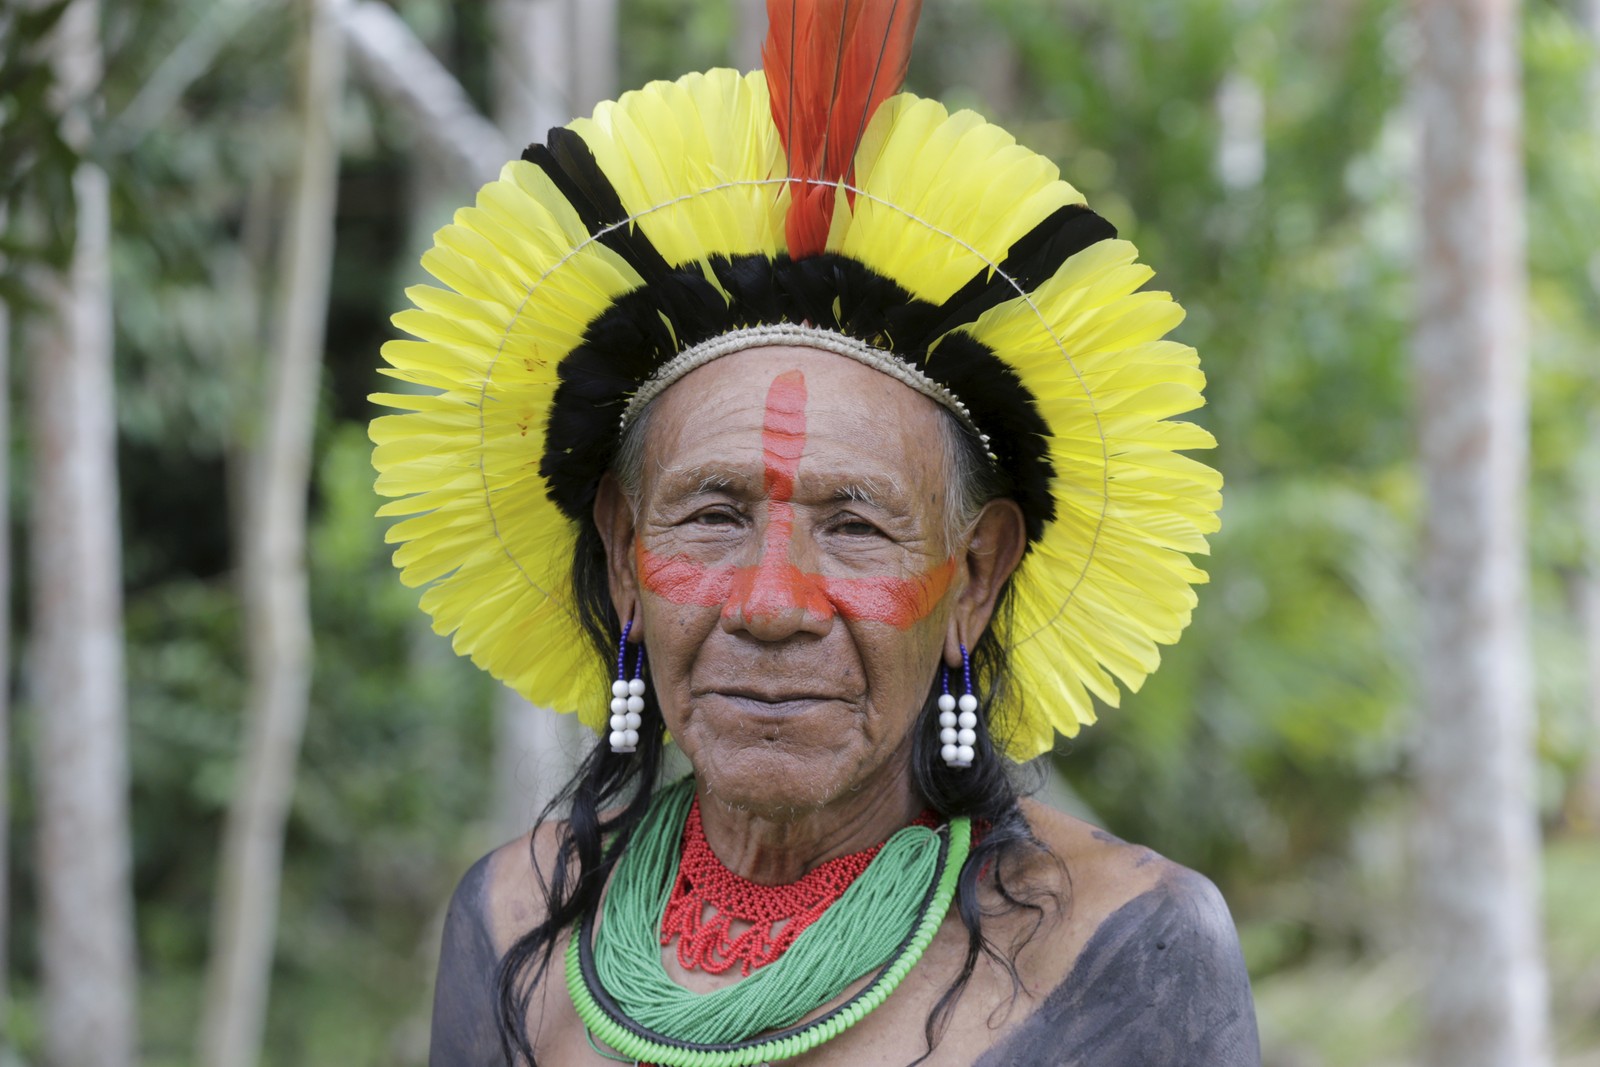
[{"x1": 638, "y1": 345, "x2": 951, "y2": 503}]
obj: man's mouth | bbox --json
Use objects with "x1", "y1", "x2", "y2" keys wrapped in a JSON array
[{"x1": 696, "y1": 688, "x2": 850, "y2": 719}]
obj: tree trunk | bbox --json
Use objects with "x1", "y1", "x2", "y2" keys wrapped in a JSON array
[
  {"x1": 196, "y1": 1, "x2": 343, "y2": 1064},
  {"x1": 1412, "y1": 2, "x2": 1552, "y2": 1066},
  {"x1": 28, "y1": 1, "x2": 140, "y2": 1063}
]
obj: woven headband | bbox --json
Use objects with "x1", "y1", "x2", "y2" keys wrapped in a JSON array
[{"x1": 618, "y1": 323, "x2": 994, "y2": 459}]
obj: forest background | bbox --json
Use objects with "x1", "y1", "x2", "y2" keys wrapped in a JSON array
[{"x1": 3, "y1": 0, "x2": 1600, "y2": 1065}]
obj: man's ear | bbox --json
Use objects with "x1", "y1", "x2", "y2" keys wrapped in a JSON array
[
  {"x1": 945, "y1": 498, "x2": 1027, "y2": 667},
  {"x1": 593, "y1": 472, "x2": 642, "y2": 631}
]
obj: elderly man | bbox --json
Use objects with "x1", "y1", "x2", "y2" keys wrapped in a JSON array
[{"x1": 373, "y1": 3, "x2": 1259, "y2": 1064}]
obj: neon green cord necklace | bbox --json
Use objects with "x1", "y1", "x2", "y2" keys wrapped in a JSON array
[{"x1": 566, "y1": 779, "x2": 972, "y2": 1066}]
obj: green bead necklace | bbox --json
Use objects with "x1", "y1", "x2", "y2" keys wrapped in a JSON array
[{"x1": 565, "y1": 779, "x2": 972, "y2": 1066}]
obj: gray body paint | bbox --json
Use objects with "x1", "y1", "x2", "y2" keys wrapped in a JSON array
[
  {"x1": 429, "y1": 855, "x2": 504, "y2": 1067},
  {"x1": 975, "y1": 869, "x2": 1261, "y2": 1067}
]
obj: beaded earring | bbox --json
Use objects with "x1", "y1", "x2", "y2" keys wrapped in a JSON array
[
  {"x1": 937, "y1": 643, "x2": 978, "y2": 768},
  {"x1": 608, "y1": 620, "x2": 646, "y2": 753}
]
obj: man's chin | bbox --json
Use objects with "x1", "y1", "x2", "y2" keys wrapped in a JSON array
[{"x1": 684, "y1": 739, "x2": 856, "y2": 817}]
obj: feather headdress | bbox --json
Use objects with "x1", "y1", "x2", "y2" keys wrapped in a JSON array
[{"x1": 370, "y1": 0, "x2": 1221, "y2": 760}]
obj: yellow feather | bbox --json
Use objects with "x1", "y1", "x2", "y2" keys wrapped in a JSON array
[{"x1": 842, "y1": 96, "x2": 1081, "y2": 304}]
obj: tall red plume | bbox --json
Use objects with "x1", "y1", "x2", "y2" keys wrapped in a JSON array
[{"x1": 763, "y1": 0, "x2": 923, "y2": 259}]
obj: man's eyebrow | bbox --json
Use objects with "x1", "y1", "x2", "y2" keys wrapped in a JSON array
[
  {"x1": 819, "y1": 474, "x2": 907, "y2": 509},
  {"x1": 651, "y1": 462, "x2": 753, "y2": 497}
]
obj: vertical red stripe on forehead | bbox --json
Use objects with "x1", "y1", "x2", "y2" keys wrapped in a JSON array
[{"x1": 762, "y1": 370, "x2": 808, "y2": 501}]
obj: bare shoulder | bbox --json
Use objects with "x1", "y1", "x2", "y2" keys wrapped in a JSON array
[
  {"x1": 1016, "y1": 798, "x2": 1172, "y2": 921},
  {"x1": 477, "y1": 824, "x2": 563, "y2": 953},
  {"x1": 971, "y1": 799, "x2": 1261, "y2": 1067},
  {"x1": 428, "y1": 825, "x2": 564, "y2": 1067}
]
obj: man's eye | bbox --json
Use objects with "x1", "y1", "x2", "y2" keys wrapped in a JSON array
[
  {"x1": 690, "y1": 510, "x2": 740, "y2": 527},
  {"x1": 833, "y1": 519, "x2": 881, "y2": 537}
]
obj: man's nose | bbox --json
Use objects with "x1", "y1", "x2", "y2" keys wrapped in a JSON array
[{"x1": 719, "y1": 503, "x2": 835, "y2": 640}]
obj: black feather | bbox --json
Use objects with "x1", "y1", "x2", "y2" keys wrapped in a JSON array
[
  {"x1": 909, "y1": 204, "x2": 1117, "y2": 341},
  {"x1": 523, "y1": 129, "x2": 675, "y2": 285}
]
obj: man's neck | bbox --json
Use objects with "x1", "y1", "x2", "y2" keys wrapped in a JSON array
[{"x1": 693, "y1": 772, "x2": 923, "y2": 885}]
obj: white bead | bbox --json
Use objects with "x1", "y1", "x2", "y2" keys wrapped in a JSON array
[
  {"x1": 957, "y1": 693, "x2": 978, "y2": 714},
  {"x1": 940, "y1": 727, "x2": 958, "y2": 745},
  {"x1": 626, "y1": 694, "x2": 645, "y2": 714},
  {"x1": 956, "y1": 744, "x2": 974, "y2": 764},
  {"x1": 939, "y1": 711, "x2": 957, "y2": 729},
  {"x1": 609, "y1": 730, "x2": 628, "y2": 749},
  {"x1": 610, "y1": 714, "x2": 627, "y2": 731},
  {"x1": 628, "y1": 678, "x2": 646, "y2": 698},
  {"x1": 612, "y1": 680, "x2": 629, "y2": 698},
  {"x1": 957, "y1": 710, "x2": 977, "y2": 729},
  {"x1": 623, "y1": 728, "x2": 639, "y2": 748},
  {"x1": 937, "y1": 694, "x2": 956, "y2": 713},
  {"x1": 957, "y1": 728, "x2": 977, "y2": 747},
  {"x1": 610, "y1": 696, "x2": 627, "y2": 715},
  {"x1": 940, "y1": 743, "x2": 959, "y2": 764},
  {"x1": 624, "y1": 711, "x2": 642, "y2": 730}
]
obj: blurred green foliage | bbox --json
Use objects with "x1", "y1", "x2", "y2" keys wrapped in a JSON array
[
  {"x1": 4, "y1": 0, "x2": 1599, "y2": 1064},
  {"x1": 0, "y1": 0, "x2": 79, "y2": 294}
]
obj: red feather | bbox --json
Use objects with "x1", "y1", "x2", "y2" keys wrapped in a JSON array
[{"x1": 763, "y1": 0, "x2": 922, "y2": 259}]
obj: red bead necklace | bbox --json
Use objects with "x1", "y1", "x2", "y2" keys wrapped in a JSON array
[{"x1": 659, "y1": 798, "x2": 938, "y2": 976}]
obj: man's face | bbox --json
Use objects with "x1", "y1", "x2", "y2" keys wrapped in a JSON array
[{"x1": 625, "y1": 346, "x2": 960, "y2": 816}]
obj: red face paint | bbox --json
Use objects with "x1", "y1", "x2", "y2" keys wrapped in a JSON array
[
  {"x1": 825, "y1": 560, "x2": 957, "y2": 625},
  {"x1": 638, "y1": 370, "x2": 955, "y2": 629},
  {"x1": 720, "y1": 371, "x2": 833, "y2": 626},
  {"x1": 760, "y1": 370, "x2": 807, "y2": 501}
]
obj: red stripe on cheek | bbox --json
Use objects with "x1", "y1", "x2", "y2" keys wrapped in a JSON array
[
  {"x1": 825, "y1": 557, "x2": 957, "y2": 628},
  {"x1": 638, "y1": 543, "x2": 732, "y2": 605}
]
